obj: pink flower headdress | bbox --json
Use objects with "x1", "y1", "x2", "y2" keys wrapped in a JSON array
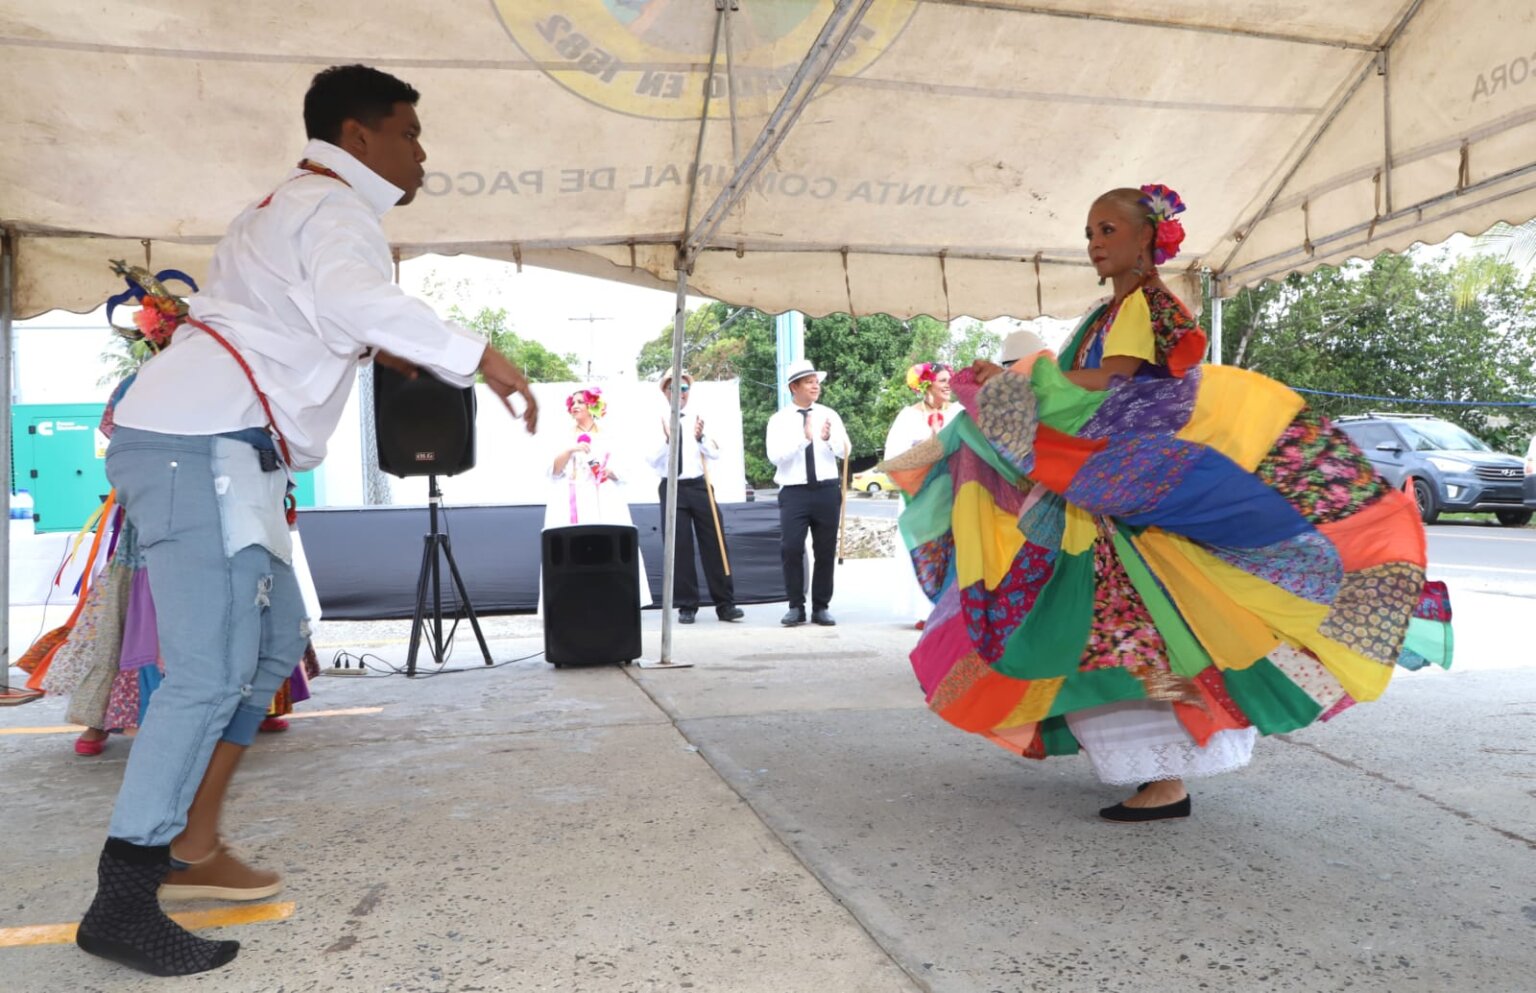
[{"x1": 565, "y1": 388, "x2": 606, "y2": 419}]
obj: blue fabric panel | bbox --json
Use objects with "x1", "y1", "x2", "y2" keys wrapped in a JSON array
[{"x1": 1118, "y1": 448, "x2": 1313, "y2": 548}]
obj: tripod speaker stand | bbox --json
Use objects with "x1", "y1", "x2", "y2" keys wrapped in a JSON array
[
  {"x1": 406, "y1": 474, "x2": 492, "y2": 677},
  {"x1": 370, "y1": 364, "x2": 491, "y2": 677}
]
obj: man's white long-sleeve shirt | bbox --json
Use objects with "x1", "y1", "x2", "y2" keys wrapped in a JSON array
[
  {"x1": 112, "y1": 139, "x2": 486, "y2": 470},
  {"x1": 765, "y1": 401, "x2": 849, "y2": 487},
  {"x1": 647, "y1": 405, "x2": 721, "y2": 481}
]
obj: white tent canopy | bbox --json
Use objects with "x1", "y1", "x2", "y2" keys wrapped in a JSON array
[{"x1": 6, "y1": 0, "x2": 1536, "y2": 322}]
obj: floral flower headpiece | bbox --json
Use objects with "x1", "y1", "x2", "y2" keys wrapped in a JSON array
[
  {"x1": 105, "y1": 259, "x2": 200, "y2": 351},
  {"x1": 905, "y1": 361, "x2": 950, "y2": 393},
  {"x1": 1139, "y1": 184, "x2": 1187, "y2": 265},
  {"x1": 566, "y1": 388, "x2": 606, "y2": 419}
]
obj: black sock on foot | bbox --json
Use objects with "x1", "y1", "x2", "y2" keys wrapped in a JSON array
[{"x1": 77, "y1": 838, "x2": 240, "y2": 976}]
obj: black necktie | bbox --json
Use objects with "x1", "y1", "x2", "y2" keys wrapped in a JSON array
[
  {"x1": 677, "y1": 417, "x2": 685, "y2": 476},
  {"x1": 800, "y1": 409, "x2": 817, "y2": 484}
]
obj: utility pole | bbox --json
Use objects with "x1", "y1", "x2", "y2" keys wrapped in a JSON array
[{"x1": 568, "y1": 313, "x2": 613, "y2": 380}]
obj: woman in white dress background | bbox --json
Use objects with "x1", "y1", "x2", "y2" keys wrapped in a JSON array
[
  {"x1": 543, "y1": 387, "x2": 652, "y2": 604},
  {"x1": 882, "y1": 363, "x2": 954, "y2": 628}
]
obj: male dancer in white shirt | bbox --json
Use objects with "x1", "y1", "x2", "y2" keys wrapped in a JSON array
[
  {"x1": 77, "y1": 65, "x2": 538, "y2": 976},
  {"x1": 648, "y1": 368, "x2": 744, "y2": 624},
  {"x1": 765, "y1": 359, "x2": 850, "y2": 626}
]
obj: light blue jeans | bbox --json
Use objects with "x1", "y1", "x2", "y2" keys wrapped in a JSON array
[{"x1": 104, "y1": 427, "x2": 308, "y2": 846}]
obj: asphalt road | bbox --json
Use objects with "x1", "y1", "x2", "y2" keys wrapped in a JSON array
[{"x1": 1424, "y1": 521, "x2": 1536, "y2": 597}]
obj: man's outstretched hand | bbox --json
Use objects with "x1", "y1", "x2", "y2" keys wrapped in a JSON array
[{"x1": 480, "y1": 347, "x2": 539, "y2": 434}]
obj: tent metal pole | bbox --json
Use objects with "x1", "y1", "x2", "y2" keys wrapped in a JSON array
[
  {"x1": 658, "y1": 3, "x2": 729, "y2": 667},
  {"x1": 679, "y1": 4, "x2": 728, "y2": 242},
  {"x1": 1, "y1": 230, "x2": 15, "y2": 695},
  {"x1": 682, "y1": 0, "x2": 875, "y2": 258},
  {"x1": 924, "y1": 1, "x2": 1377, "y2": 51},
  {"x1": 723, "y1": 0, "x2": 741, "y2": 168},
  {"x1": 1380, "y1": 0, "x2": 1425, "y2": 220},
  {"x1": 1223, "y1": 162, "x2": 1536, "y2": 285},
  {"x1": 659, "y1": 267, "x2": 690, "y2": 666},
  {"x1": 1209, "y1": 292, "x2": 1224, "y2": 367},
  {"x1": 1214, "y1": 0, "x2": 1425, "y2": 275}
]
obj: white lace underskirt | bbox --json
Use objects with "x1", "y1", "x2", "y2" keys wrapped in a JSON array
[{"x1": 1065, "y1": 699, "x2": 1257, "y2": 786}]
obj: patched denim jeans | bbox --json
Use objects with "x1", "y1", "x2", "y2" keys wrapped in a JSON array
[{"x1": 104, "y1": 427, "x2": 308, "y2": 846}]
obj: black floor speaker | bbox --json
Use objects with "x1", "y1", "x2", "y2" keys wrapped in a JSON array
[
  {"x1": 542, "y1": 525, "x2": 642, "y2": 666},
  {"x1": 373, "y1": 365, "x2": 477, "y2": 477}
]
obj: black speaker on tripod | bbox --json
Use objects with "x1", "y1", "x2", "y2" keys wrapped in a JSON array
[
  {"x1": 542, "y1": 525, "x2": 642, "y2": 667},
  {"x1": 371, "y1": 364, "x2": 488, "y2": 676},
  {"x1": 373, "y1": 365, "x2": 477, "y2": 477}
]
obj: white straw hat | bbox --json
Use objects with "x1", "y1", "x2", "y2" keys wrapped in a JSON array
[
  {"x1": 999, "y1": 329, "x2": 1048, "y2": 365},
  {"x1": 784, "y1": 358, "x2": 826, "y2": 385}
]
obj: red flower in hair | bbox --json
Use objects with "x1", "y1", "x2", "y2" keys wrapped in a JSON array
[
  {"x1": 132, "y1": 296, "x2": 183, "y2": 346},
  {"x1": 1153, "y1": 218, "x2": 1186, "y2": 265}
]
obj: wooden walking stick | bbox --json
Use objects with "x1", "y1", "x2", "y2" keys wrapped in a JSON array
[
  {"x1": 837, "y1": 440, "x2": 851, "y2": 565},
  {"x1": 699, "y1": 456, "x2": 732, "y2": 577}
]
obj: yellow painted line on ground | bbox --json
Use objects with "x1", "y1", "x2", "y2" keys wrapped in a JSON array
[
  {"x1": 2, "y1": 707, "x2": 382, "y2": 735},
  {"x1": 0, "y1": 901, "x2": 295, "y2": 948},
  {"x1": 285, "y1": 706, "x2": 383, "y2": 720}
]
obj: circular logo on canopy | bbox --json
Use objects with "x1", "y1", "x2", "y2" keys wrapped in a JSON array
[{"x1": 494, "y1": 0, "x2": 916, "y2": 120}]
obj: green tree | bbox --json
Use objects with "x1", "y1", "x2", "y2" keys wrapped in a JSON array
[
  {"x1": 451, "y1": 305, "x2": 578, "y2": 383},
  {"x1": 944, "y1": 319, "x2": 1003, "y2": 366},
  {"x1": 1452, "y1": 220, "x2": 1536, "y2": 309},
  {"x1": 636, "y1": 304, "x2": 746, "y2": 381},
  {"x1": 418, "y1": 269, "x2": 578, "y2": 383},
  {"x1": 97, "y1": 336, "x2": 155, "y2": 388},
  {"x1": 1221, "y1": 253, "x2": 1536, "y2": 452}
]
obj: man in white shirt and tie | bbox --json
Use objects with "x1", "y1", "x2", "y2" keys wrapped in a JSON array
[
  {"x1": 78, "y1": 65, "x2": 538, "y2": 977},
  {"x1": 765, "y1": 359, "x2": 850, "y2": 626},
  {"x1": 648, "y1": 368, "x2": 743, "y2": 624}
]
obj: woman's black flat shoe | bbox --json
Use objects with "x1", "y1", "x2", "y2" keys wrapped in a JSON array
[{"x1": 1099, "y1": 795, "x2": 1191, "y2": 822}]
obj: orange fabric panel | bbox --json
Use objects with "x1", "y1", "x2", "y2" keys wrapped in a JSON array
[
  {"x1": 982, "y1": 727, "x2": 1037, "y2": 756},
  {"x1": 939, "y1": 670, "x2": 1028, "y2": 732},
  {"x1": 1318, "y1": 489, "x2": 1426, "y2": 571},
  {"x1": 1165, "y1": 328, "x2": 1208, "y2": 378},
  {"x1": 1028, "y1": 425, "x2": 1106, "y2": 494},
  {"x1": 888, "y1": 465, "x2": 929, "y2": 497},
  {"x1": 1172, "y1": 691, "x2": 1248, "y2": 748}
]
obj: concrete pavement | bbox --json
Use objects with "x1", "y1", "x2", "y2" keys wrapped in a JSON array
[{"x1": 3, "y1": 558, "x2": 1534, "y2": 993}]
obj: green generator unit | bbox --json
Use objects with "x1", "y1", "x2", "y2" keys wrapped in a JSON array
[
  {"x1": 11, "y1": 404, "x2": 111, "y2": 533},
  {"x1": 10, "y1": 404, "x2": 316, "y2": 534}
]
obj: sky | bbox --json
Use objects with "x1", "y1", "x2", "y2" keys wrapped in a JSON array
[{"x1": 399, "y1": 254, "x2": 713, "y2": 383}]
